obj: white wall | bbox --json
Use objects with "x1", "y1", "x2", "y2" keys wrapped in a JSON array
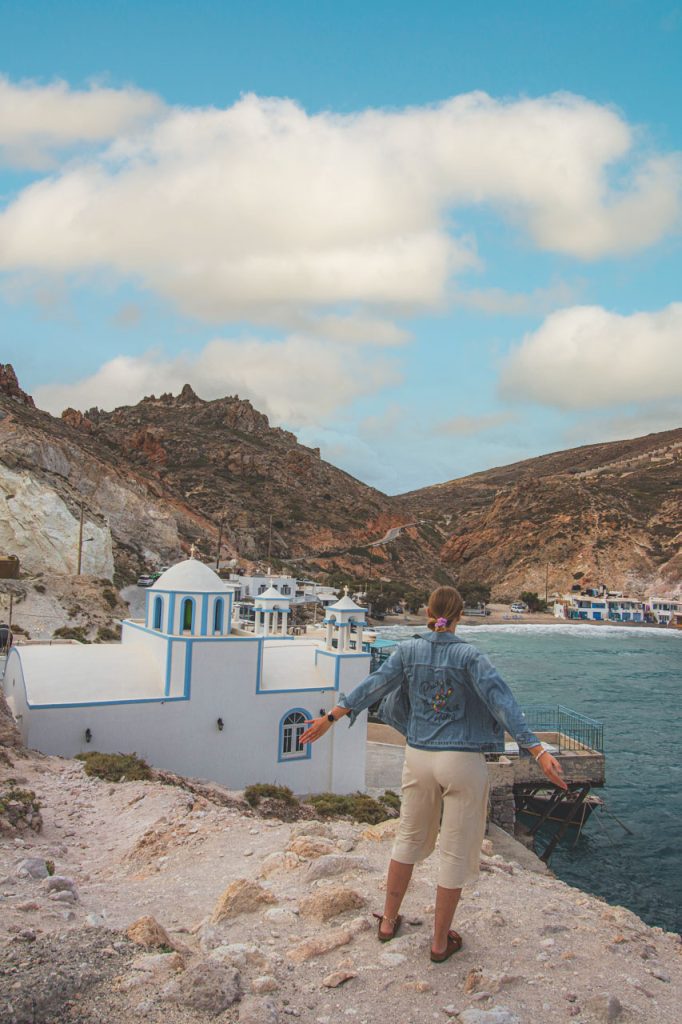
[{"x1": 3, "y1": 636, "x2": 371, "y2": 795}]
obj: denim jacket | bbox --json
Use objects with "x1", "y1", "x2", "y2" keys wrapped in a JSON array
[{"x1": 338, "y1": 632, "x2": 540, "y2": 754}]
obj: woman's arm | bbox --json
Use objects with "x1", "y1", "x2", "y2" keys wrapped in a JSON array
[{"x1": 299, "y1": 646, "x2": 406, "y2": 745}]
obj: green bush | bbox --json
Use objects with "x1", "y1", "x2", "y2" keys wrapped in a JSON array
[
  {"x1": 53, "y1": 626, "x2": 90, "y2": 643},
  {"x1": 305, "y1": 791, "x2": 397, "y2": 824},
  {"x1": 0, "y1": 784, "x2": 41, "y2": 815},
  {"x1": 75, "y1": 751, "x2": 153, "y2": 782},
  {"x1": 96, "y1": 625, "x2": 121, "y2": 643},
  {"x1": 243, "y1": 783, "x2": 298, "y2": 808},
  {"x1": 380, "y1": 790, "x2": 401, "y2": 813}
]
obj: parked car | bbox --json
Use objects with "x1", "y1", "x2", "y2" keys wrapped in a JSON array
[
  {"x1": 510, "y1": 602, "x2": 528, "y2": 614},
  {"x1": 137, "y1": 575, "x2": 154, "y2": 587}
]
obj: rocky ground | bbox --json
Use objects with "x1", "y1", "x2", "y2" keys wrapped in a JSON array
[{"x1": 1, "y1": 751, "x2": 680, "y2": 1024}]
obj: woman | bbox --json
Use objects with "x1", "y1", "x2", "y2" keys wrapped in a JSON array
[{"x1": 300, "y1": 586, "x2": 567, "y2": 962}]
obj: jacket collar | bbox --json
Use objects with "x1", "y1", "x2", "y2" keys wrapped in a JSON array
[{"x1": 424, "y1": 631, "x2": 465, "y2": 643}]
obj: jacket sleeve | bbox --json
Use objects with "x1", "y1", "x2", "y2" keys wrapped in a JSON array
[
  {"x1": 466, "y1": 650, "x2": 540, "y2": 753},
  {"x1": 337, "y1": 646, "x2": 406, "y2": 726}
]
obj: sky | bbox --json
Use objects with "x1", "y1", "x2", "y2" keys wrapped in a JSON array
[{"x1": 0, "y1": 0, "x2": 680, "y2": 493}]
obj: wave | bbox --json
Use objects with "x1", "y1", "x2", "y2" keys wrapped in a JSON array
[{"x1": 377, "y1": 623, "x2": 682, "y2": 641}]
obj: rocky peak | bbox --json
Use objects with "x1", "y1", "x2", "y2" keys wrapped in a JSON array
[
  {"x1": 61, "y1": 407, "x2": 94, "y2": 432},
  {"x1": 0, "y1": 363, "x2": 35, "y2": 408}
]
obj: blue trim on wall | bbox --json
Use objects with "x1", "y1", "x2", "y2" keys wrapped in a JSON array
[
  {"x1": 315, "y1": 649, "x2": 369, "y2": 659},
  {"x1": 183, "y1": 640, "x2": 193, "y2": 697},
  {"x1": 30, "y1": 695, "x2": 190, "y2": 710},
  {"x1": 153, "y1": 595, "x2": 164, "y2": 631},
  {"x1": 167, "y1": 592, "x2": 176, "y2": 633},
  {"x1": 164, "y1": 642, "x2": 172, "y2": 696},
  {"x1": 228, "y1": 593, "x2": 233, "y2": 633},
  {"x1": 200, "y1": 595, "x2": 208, "y2": 637},
  {"x1": 277, "y1": 707, "x2": 312, "y2": 763},
  {"x1": 151, "y1": 588, "x2": 234, "y2": 596}
]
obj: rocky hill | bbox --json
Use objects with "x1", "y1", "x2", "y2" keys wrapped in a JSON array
[
  {"x1": 1, "y1": 363, "x2": 680, "y2": 613},
  {"x1": 401, "y1": 429, "x2": 682, "y2": 600},
  {"x1": 0, "y1": 366, "x2": 450, "y2": 603}
]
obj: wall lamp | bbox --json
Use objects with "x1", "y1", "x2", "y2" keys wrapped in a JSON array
[{"x1": 217, "y1": 718, "x2": 224, "y2": 732}]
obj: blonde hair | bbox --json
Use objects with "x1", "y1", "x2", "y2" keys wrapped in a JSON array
[{"x1": 427, "y1": 586, "x2": 464, "y2": 631}]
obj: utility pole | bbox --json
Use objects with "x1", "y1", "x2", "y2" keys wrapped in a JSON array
[
  {"x1": 216, "y1": 517, "x2": 225, "y2": 570},
  {"x1": 267, "y1": 514, "x2": 273, "y2": 562},
  {"x1": 545, "y1": 561, "x2": 550, "y2": 605},
  {"x1": 76, "y1": 503, "x2": 84, "y2": 576},
  {"x1": 8, "y1": 592, "x2": 13, "y2": 629}
]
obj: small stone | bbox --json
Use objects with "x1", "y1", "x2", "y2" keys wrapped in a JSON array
[
  {"x1": 299, "y1": 887, "x2": 367, "y2": 922},
  {"x1": 540, "y1": 938, "x2": 555, "y2": 948},
  {"x1": 489, "y1": 910, "x2": 506, "y2": 928},
  {"x1": 481, "y1": 839, "x2": 494, "y2": 856},
  {"x1": 464, "y1": 969, "x2": 483, "y2": 993},
  {"x1": 252, "y1": 975, "x2": 280, "y2": 994},
  {"x1": 304, "y1": 855, "x2": 374, "y2": 882},
  {"x1": 649, "y1": 969, "x2": 671, "y2": 982},
  {"x1": 127, "y1": 916, "x2": 174, "y2": 949},
  {"x1": 290, "y1": 821, "x2": 333, "y2": 838},
  {"x1": 287, "y1": 836, "x2": 336, "y2": 859},
  {"x1": 18, "y1": 929, "x2": 37, "y2": 942},
  {"x1": 211, "y1": 878, "x2": 276, "y2": 922},
  {"x1": 161, "y1": 959, "x2": 242, "y2": 1014},
  {"x1": 286, "y1": 927, "x2": 352, "y2": 964},
  {"x1": 85, "y1": 913, "x2": 106, "y2": 928},
  {"x1": 50, "y1": 890, "x2": 76, "y2": 904},
  {"x1": 259, "y1": 852, "x2": 301, "y2": 878},
  {"x1": 361, "y1": 819, "x2": 399, "y2": 842},
  {"x1": 323, "y1": 970, "x2": 356, "y2": 988},
  {"x1": 402, "y1": 980, "x2": 431, "y2": 992},
  {"x1": 459, "y1": 1009, "x2": 521, "y2": 1024},
  {"x1": 17, "y1": 857, "x2": 49, "y2": 880},
  {"x1": 210, "y1": 943, "x2": 268, "y2": 969},
  {"x1": 442, "y1": 1007, "x2": 459, "y2": 1019},
  {"x1": 44, "y1": 875, "x2": 78, "y2": 897},
  {"x1": 584, "y1": 995, "x2": 623, "y2": 1022},
  {"x1": 239, "y1": 995, "x2": 280, "y2": 1024},
  {"x1": 16, "y1": 901, "x2": 40, "y2": 912}
]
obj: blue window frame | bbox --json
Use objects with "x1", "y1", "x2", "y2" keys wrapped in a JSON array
[
  {"x1": 153, "y1": 596, "x2": 163, "y2": 630},
  {"x1": 214, "y1": 598, "x2": 224, "y2": 633},
  {"x1": 279, "y1": 708, "x2": 312, "y2": 762}
]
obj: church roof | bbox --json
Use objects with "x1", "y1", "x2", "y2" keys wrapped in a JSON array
[
  {"x1": 256, "y1": 586, "x2": 287, "y2": 601},
  {"x1": 328, "y1": 593, "x2": 365, "y2": 612},
  {"x1": 151, "y1": 559, "x2": 230, "y2": 593}
]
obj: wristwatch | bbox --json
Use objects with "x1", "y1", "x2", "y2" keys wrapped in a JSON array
[{"x1": 326, "y1": 712, "x2": 336, "y2": 723}]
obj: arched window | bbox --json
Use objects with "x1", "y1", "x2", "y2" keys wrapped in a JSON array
[
  {"x1": 279, "y1": 709, "x2": 312, "y2": 762},
  {"x1": 213, "y1": 598, "x2": 224, "y2": 633},
  {"x1": 181, "y1": 598, "x2": 194, "y2": 633},
  {"x1": 152, "y1": 596, "x2": 163, "y2": 630}
]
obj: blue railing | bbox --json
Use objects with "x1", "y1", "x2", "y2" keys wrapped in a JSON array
[{"x1": 522, "y1": 704, "x2": 604, "y2": 753}]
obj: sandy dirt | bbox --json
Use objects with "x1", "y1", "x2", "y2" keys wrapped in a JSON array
[{"x1": 1, "y1": 751, "x2": 680, "y2": 1024}]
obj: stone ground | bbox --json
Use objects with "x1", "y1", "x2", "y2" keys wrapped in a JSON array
[{"x1": 1, "y1": 752, "x2": 680, "y2": 1024}]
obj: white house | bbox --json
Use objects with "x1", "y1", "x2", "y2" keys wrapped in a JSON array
[{"x1": 2, "y1": 559, "x2": 370, "y2": 793}]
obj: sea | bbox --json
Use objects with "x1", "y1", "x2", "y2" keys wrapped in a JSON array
[{"x1": 377, "y1": 623, "x2": 682, "y2": 935}]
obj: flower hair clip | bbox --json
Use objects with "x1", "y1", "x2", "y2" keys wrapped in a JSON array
[{"x1": 435, "y1": 617, "x2": 449, "y2": 630}]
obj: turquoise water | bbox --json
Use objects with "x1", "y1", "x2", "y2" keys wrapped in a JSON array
[{"x1": 379, "y1": 624, "x2": 682, "y2": 935}]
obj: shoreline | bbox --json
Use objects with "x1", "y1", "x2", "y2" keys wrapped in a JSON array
[{"x1": 377, "y1": 608, "x2": 682, "y2": 632}]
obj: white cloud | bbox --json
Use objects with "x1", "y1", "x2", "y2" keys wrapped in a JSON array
[
  {"x1": 33, "y1": 334, "x2": 401, "y2": 427},
  {"x1": 499, "y1": 303, "x2": 682, "y2": 408},
  {"x1": 452, "y1": 279, "x2": 583, "y2": 316},
  {"x1": 0, "y1": 90, "x2": 678, "y2": 324},
  {"x1": 0, "y1": 75, "x2": 162, "y2": 168},
  {"x1": 437, "y1": 411, "x2": 518, "y2": 436}
]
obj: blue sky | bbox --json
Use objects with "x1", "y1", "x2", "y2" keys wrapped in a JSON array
[{"x1": 0, "y1": 0, "x2": 680, "y2": 492}]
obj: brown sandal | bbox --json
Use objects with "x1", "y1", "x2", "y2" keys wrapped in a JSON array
[
  {"x1": 430, "y1": 930, "x2": 463, "y2": 962},
  {"x1": 373, "y1": 912, "x2": 403, "y2": 943}
]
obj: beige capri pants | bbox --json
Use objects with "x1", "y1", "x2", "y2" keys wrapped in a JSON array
[{"x1": 391, "y1": 745, "x2": 489, "y2": 890}]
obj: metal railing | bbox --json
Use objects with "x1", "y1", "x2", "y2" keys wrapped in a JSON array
[{"x1": 522, "y1": 704, "x2": 604, "y2": 753}]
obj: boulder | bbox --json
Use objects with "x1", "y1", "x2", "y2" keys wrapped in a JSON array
[
  {"x1": 211, "y1": 878, "x2": 276, "y2": 922},
  {"x1": 161, "y1": 959, "x2": 242, "y2": 1014},
  {"x1": 299, "y1": 886, "x2": 367, "y2": 922},
  {"x1": 126, "y1": 916, "x2": 174, "y2": 949}
]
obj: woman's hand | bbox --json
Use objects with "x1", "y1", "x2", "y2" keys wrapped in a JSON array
[
  {"x1": 299, "y1": 716, "x2": 333, "y2": 745},
  {"x1": 537, "y1": 751, "x2": 568, "y2": 790}
]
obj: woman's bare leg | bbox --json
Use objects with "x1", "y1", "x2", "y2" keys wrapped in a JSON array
[
  {"x1": 432, "y1": 885, "x2": 462, "y2": 954},
  {"x1": 380, "y1": 858, "x2": 414, "y2": 935}
]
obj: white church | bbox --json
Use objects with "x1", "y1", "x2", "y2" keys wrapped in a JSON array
[{"x1": 2, "y1": 559, "x2": 372, "y2": 793}]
